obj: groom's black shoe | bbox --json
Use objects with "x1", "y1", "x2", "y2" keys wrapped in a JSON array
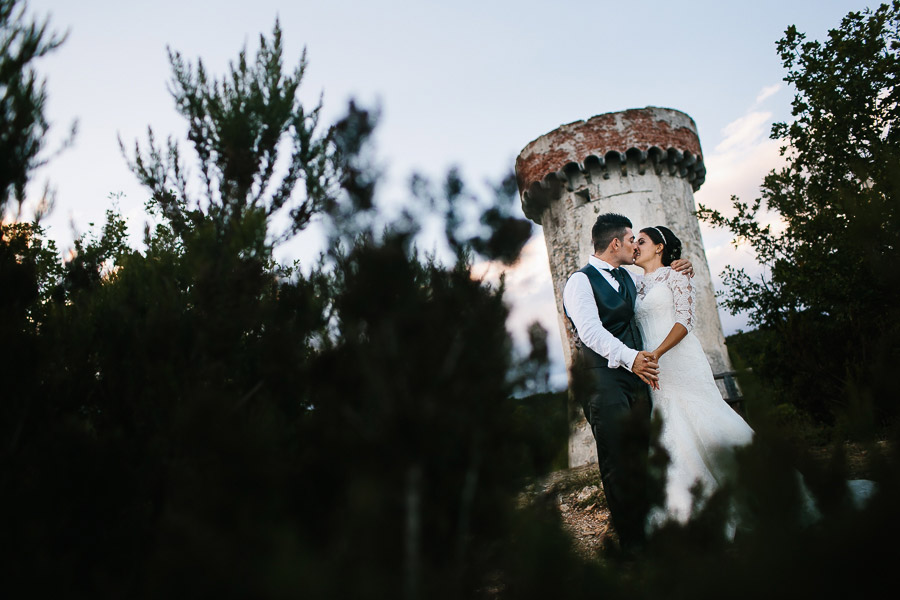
[
  {"x1": 602, "y1": 535, "x2": 644, "y2": 563},
  {"x1": 619, "y1": 540, "x2": 645, "y2": 562}
]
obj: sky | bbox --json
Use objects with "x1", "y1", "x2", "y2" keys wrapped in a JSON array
[{"x1": 20, "y1": 0, "x2": 869, "y2": 388}]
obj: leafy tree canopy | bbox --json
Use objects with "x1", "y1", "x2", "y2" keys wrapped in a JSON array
[
  {"x1": 698, "y1": 1, "x2": 900, "y2": 422},
  {"x1": 0, "y1": 0, "x2": 73, "y2": 216}
]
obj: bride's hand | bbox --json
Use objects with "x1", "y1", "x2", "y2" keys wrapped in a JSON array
[
  {"x1": 648, "y1": 353, "x2": 661, "y2": 389},
  {"x1": 670, "y1": 259, "x2": 694, "y2": 278}
]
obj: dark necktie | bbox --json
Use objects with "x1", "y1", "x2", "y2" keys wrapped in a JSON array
[{"x1": 606, "y1": 268, "x2": 629, "y2": 299}]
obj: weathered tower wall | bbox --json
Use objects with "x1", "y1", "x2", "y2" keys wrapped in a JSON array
[{"x1": 515, "y1": 107, "x2": 732, "y2": 467}]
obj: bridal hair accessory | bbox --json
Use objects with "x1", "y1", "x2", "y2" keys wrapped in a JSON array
[{"x1": 650, "y1": 227, "x2": 667, "y2": 245}]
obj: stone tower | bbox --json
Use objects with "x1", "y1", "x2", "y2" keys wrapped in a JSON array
[{"x1": 515, "y1": 107, "x2": 732, "y2": 467}]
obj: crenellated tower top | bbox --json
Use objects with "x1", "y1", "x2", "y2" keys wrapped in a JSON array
[{"x1": 515, "y1": 107, "x2": 706, "y2": 224}]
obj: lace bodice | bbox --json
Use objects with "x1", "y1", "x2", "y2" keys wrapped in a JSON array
[{"x1": 636, "y1": 267, "x2": 695, "y2": 332}]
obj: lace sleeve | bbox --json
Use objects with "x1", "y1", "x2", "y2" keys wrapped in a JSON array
[{"x1": 667, "y1": 269, "x2": 695, "y2": 332}]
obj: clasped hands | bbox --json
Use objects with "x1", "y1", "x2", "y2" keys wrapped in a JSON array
[{"x1": 632, "y1": 351, "x2": 660, "y2": 390}]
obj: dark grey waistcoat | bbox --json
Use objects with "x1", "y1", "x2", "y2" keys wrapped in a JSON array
[{"x1": 565, "y1": 264, "x2": 643, "y2": 369}]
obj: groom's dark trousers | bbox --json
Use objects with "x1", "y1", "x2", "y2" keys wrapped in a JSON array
[
  {"x1": 575, "y1": 365, "x2": 650, "y2": 550},
  {"x1": 567, "y1": 264, "x2": 651, "y2": 551}
]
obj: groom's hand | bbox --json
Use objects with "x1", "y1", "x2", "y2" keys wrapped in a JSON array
[
  {"x1": 632, "y1": 351, "x2": 660, "y2": 389},
  {"x1": 670, "y1": 258, "x2": 694, "y2": 278}
]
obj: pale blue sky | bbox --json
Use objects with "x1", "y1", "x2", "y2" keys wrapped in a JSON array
[{"x1": 22, "y1": 0, "x2": 868, "y2": 387}]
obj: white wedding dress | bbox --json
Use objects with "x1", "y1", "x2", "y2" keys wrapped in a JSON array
[
  {"x1": 635, "y1": 267, "x2": 875, "y2": 537},
  {"x1": 635, "y1": 267, "x2": 752, "y2": 535}
]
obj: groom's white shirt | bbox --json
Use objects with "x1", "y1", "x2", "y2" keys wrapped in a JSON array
[{"x1": 563, "y1": 256, "x2": 641, "y2": 372}]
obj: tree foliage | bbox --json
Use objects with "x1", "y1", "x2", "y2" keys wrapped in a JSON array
[
  {"x1": 0, "y1": 0, "x2": 72, "y2": 215},
  {"x1": 123, "y1": 18, "x2": 333, "y2": 255},
  {"x1": 698, "y1": 1, "x2": 900, "y2": 423},
  {"x1": 1, "y1": 12, "x2": 557, "y2": 598}
]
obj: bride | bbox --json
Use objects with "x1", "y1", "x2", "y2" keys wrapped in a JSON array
[
  {"x1": 631, "y1": 225, "x2": 752, "y2": 535},
  {"x1": 632, "y1": 225, "x2": 875, "y2": 537}
]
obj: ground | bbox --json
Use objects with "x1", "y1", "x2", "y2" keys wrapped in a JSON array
[
  {"x1": 519, "y1": 440, "x2": 892, "y2": 561},
  {"x1": 519, "y1": 463, "x2": 612, "y2": 560}
]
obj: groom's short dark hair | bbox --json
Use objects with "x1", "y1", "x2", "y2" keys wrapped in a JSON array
[{"x1": 592, "y1": 213, "x2": 632, "y2": 253}]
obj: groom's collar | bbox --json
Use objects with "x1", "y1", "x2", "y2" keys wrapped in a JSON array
[{"x1": 589, "y1": 255, "x2": 616, "y2": 272}]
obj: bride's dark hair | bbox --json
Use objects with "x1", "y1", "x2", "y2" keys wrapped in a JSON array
[{"x1": 640, "y1": 225, "x2": 683, "y2": 267}]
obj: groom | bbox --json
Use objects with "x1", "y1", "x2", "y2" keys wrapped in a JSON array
[{"x1": 563, "y1": 213, "x2": 691, "y2": 552}]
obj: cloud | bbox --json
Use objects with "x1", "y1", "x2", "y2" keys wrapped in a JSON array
[
  {"x1": 755, "y1": 83, "x2": 781, "y2": 105},
  {"x1": 472, "y1": 232, "x2": 567, "y2": 387},
  {"x1": 472, "y1": 231, "x2": 559, "y2": 343},
  {"x1": 698, "y1": 85, "x2": 787, "y2": 219},
  {"x1": 694, "y1": 84, "x2": 789, "y2": 333},
  {"x1": 714, "y1": 110, "x2": 773, "y2": 155}
]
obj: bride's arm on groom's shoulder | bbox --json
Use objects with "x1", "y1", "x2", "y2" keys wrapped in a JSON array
[
  {"x1": 669, "y1": 270, "x2": 695, "y2": 333},
  {"x1": 649, "y1": 271, "x2": 695, "y2": 361}
]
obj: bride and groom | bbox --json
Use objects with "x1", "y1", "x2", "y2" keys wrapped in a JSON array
[{"x1": 563, "y1": 212, "x2": 795, "y2": 552}]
